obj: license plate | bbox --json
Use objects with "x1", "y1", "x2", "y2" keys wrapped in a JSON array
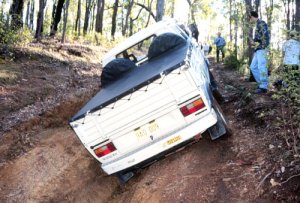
[
  {"x1": 166, "y1": 135, "x2": 181, "y2": 145},
  {"x1": 134, "y1": 120, "x2": 159, "y2": 139}
]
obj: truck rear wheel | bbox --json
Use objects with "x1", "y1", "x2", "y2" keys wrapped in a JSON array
[
  {"x1": 208, "y1": 98, "x2": 232, "y2": 140},
  {"x1": 209, "y1": 70, "x2": 224, "y2": 103},
  {"x1": 116, "y1": 171, "x2": 135, "y2": 183}
]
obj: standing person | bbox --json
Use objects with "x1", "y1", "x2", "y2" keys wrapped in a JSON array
[
  {"x1": 249, "y1": 11, "x2": 270, "y2": 94},
  {"x1": 203, "y1": 42, "x2": 210, "y2": 56},
  {"x1": 282, "y1": 30, "x2": 300, "y2": 68},
  {"x1": 214, "y1": 32, "x2": 226, "y2": 62},
  {"x1": 274, "y1": 30, "x2": 300, "y2": 88}
]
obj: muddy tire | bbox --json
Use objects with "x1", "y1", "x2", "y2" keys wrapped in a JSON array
[
  {"x1": 116, "y1": 171, "x2": 135, "y2": 183},
  {"x1": 212, "y1": 88, "x2": 224, "y2": 103},
  {"x1": 209, "y1": 70, "x2": 224, "y2": 103},
  {"x1": 208, "y1": 98, "x2": 232, "y2": 140}
]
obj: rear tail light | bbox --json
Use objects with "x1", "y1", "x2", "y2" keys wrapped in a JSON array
[
  {"x1": 180, "y1": 98, "x2": 205, "y2": 117},
  {"x1": 94, "y1": 142, "x2": 116, "y2": 158}
]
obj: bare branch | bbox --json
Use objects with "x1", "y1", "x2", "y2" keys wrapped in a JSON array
[
  {"x1": 134, "y1": 2, "x2": 156, "y2": 20},
  {"x1": 256, "y1": 167, "x2": 275, "y2": 189},
  {"x1": 131, "y1": 5, "x2": 143, "y2": 21},
  {"x1": 186, "y1": 0, "x2": 192, "y2": 6},
  {"x1": 280, "y1": 173, "x2": 300, "y2": 185}
]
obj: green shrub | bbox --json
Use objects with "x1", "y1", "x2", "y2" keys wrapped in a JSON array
[
  {"x1": 70, "y1": 32, "x2": 121, "y2": 49},
  {"x1": 272, "y1": 66, "x2": 300, "y2": 121},
  {"x1": 17, "y1": 27, "x2": 33, "y2": 46},
  {"x1": 224, "y1": 50, "x2": 247, "y2": 72},
  {"x1": 0, "y1": 19, "x2": 33, "y2": 46},
  {"x1": 272, "y1": 65, "x2": 300, "y2": 156},
  {"x1": 224, "y1": 52, "x2": 240, "y2": 69}
]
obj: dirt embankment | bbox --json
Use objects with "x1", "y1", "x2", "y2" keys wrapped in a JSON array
[{"x1": 0, "y1": 44, "x2": 299, "y2": 202}]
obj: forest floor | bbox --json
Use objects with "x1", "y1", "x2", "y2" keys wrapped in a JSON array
[{"x1": 0, "y1": 42, "x2": 299, "y2": 203}]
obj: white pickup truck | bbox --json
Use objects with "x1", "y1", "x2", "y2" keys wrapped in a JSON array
[{"x1": 70, "y1": 19, "x2": 231, "y2": 181}]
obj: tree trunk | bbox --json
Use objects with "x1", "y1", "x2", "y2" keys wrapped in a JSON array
[
  {"x1": 170, "y1": 0, "x2": 175, "y2": 18},
  {"x1": 25, "y1": 0, "x2": 30, "y2": 28},
  {"x1": 229, "y1": 0, "x2": 232, "y2": 42},
  {"x1": 90, "y1": 2, "x2": 96, "y2": 32},
  {"x1": 156, "y1": 0, "x2": 164, "y2": 22},
  {"x1": 296, "y1": 0, "x2": 300, "y2": 31},
  {"x1": 75, "y1": 0, "x2": 81, "y2": 35},
  {"x1": 95, "y1": 0, "x2": 104, "y2": 33},
  {"x1": 259, "y1": 3, "x2": 262, "y2": 17},
  {"x1": 95, "y1": 0, "x2": 102, "y2": 33},
  {"x1": 266, "y1": 0, "x2": 274, "y2": 37},
  {"x1": 122, "y1": 0, "x2": 134, "y2": 36},
  {"x1": 50, "y1": 0, "x2": 65, "y2": 36},
  {"x1": 186, "y1": 0, "x2": 196, "y2": 23},
  {"x1": 9, "y1": 0, "x2": 24, "y2": 29},
  {"x1": 254, "y1": 0, "x2": 260, "y2": 12},
  {"x1": 61, "y1": 0, "x2": 69, "y2": 43},
  {"x1": 30, "y1": 0, "x2": 34, "y2": 30},
  {"x1": 1, "y1": 1, "x2": 5, "y2": 16},
  {"x1": 129, "y1": 17, "x2": 133, "y2": 36},
  {"x1": 35, "y1": 0, "x2": 47, "y2": 40},
  {"x1": 245, "y1": 0, "x2": 253, "y2": 62},
  {"x1": 266, "y1": 0, "x2": 274, "y2": 71},
  {"x1": 111, "y1": 0, "x2": 119, "y2": 39},
  {"x1": 291, "y1": 0, "x2": 295, "y2": 29},
  {"x1": 0, "y1": 6, "x2": 3, "y2": 19},
  {"x1": 234, "y1": 6, "x2": 238, "y2": 59},
  {"x1": 286, "y1": 0, "x2": 291, "y2": 30},
  {"x1": 83, "y1": 0, "x2": 92, "y2": 35},
  {"x1": 51, "y1": 0, "x2": 57, "y2": 30}
]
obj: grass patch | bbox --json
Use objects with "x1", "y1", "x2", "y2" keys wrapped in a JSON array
[{"x1": 0, "y1": 69, "x2": 19, "y2": 85}]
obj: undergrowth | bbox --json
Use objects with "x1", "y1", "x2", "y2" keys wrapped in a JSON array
[
  {"x1": 0, "y1": 18, "x2": 32, "y2": 46},
  {"x1": 272, "y1": 65, "x2": 300, "y2": 157}
]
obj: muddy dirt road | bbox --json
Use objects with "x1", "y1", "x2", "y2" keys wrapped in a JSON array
[{"x1": 0, "y1": 45, "x2": 298, "y2": 202}]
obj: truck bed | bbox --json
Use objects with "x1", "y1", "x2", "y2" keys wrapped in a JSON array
[{"x1": 71, "y1": 43, "x2": 189, "y2": 122}]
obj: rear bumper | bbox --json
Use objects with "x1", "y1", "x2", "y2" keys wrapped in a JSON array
[{"x1": 102, "y1": 110, "x2": 218, "y2": 175}]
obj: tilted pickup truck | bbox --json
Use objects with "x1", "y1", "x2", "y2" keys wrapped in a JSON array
[{"x1": 70, "y1": 19, "x2": 231, "y2": 181}]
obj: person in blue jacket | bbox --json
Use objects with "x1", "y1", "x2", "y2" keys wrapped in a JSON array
[
  {"x1": 214, "y1": 32, "x2": 226, "y2": 63},
  {"x1": 249, "y1": 11, "x2": 270, "y2": 94}
]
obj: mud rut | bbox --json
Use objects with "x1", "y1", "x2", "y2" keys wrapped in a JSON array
[{"x1": 0, "y1": 60, "x2": 273, "y2": 203}]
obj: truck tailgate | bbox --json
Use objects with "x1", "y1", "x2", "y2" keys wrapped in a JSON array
[{"x1": 71, "y1": 68, "x2": 201, "y2": 154}]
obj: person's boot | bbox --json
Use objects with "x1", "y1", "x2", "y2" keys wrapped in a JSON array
[{"x1": 254, "y1": 88, "x2": 267, "y2": 94}]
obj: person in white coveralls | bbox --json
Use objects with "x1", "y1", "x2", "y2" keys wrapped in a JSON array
[{"x1": 274, "y1": 30, "x2": 300, "y2": 88}]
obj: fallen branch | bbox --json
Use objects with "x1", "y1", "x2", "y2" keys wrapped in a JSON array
[
  {"x1": 287, "y1": 102, "x2": 298, "y2": 155},
  {"x1": 280, "y1": 173, "x2": 300, "y2": 185},
  {"x1": 263, "y1": 124, "x2": 271, "y2": 136},
  {"x1": 256, "y1": 167, "x2": 275, "y2": 190},
  {"x1": 222, "y1": 172, "x2": 253, "y2": 182},
  {"x1": 281, "y1": 104, "x2": 291, "y2": 148}
]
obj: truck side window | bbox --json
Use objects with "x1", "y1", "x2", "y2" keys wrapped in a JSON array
[
  {"x1": 116, "y1": 35, "x2": 156, "y2": 65},
  {"x1": 122, "y1": 51, "x2": 137, "y2": 63}
]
